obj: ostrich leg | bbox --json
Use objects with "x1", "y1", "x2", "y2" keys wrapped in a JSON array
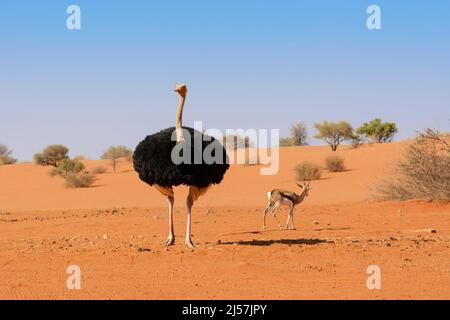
[
  {"x1": 185, "y1": 185, "x2": 209, "y2": 248},
  {"x1": 185, "y1": 191, "x2": 195, "y2": 248},
  {"x1": 154, "y1": 185, "x2": 175, "y2": 246},
  {"x1": 164, "y1": 195, "x2": 175, "y2": 245}
]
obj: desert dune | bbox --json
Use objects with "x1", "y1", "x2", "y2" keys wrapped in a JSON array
[{"x1": 0, "y1": 141, "x2": 449, "y2": 299}]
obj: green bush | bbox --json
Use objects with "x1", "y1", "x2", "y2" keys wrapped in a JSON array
[
  {"x1": 65, "y1": 172, "x2": 95, "y2": 188},
  {"x1": 325, "y1": 155, "x2": 345, "y2": 172},
  {"x1": 49, "y1": 159, "x2": 85, "y2": 178},
  {"x1": 295, "y1": 161, "x2": 322, "y2": 181},
  {"x1": 34, "y1": 144, "x2": 69, "y2": 167},
  {"x1": 356, "y1": 119, "x2": 397, "y2": 143},
  {"x1": 314, "y1": 121, "x2": 353, "y2": 151}
]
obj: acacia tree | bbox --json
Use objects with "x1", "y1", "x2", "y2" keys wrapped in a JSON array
[
  {"x1": 34, "y1": 144, "x2": 69, "y2": 167},
  {"x1": 356, "y1": 119, "x2": 398, "y2": 143},
  {"x1": 290, "y1": 122, "x2": 308, "y2": 146},
  {"x1": 314, "y1": 121, "x2": 354, "y2": 151},
  {"x1": 0, "y1": 144, "x2": 17, "y2": 165},
  {"x1": 101, "y1": 145, "x2": 133, "y2": 173}
]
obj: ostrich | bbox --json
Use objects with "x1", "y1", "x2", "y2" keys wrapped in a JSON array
[{"x1": 133, "y1": 84, "x2": 229, "y2": 248}]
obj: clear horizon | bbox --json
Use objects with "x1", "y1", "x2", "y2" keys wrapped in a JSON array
[{"x1": 1, "y1": 1, "x2": 449, "y2": 161}]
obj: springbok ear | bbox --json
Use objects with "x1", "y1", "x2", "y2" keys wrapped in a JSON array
[{"x1": 297, "y1": 182, "x2": 303, "y2": 189}]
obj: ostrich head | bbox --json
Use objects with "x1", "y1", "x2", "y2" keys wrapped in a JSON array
[{"x1": 174, "y1": 84, "x2": 187, "y2": 97}]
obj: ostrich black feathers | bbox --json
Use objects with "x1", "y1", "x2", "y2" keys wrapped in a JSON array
[{"x1": 133, "y1": 127, "x2": 229, "y2": 188}]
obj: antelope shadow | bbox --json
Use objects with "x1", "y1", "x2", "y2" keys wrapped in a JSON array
[{"x1": 218, "y1": 238, "x2": 330, "y2": 246}]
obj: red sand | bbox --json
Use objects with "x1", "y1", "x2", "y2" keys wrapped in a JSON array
[{"x1": 0, "y1": 142, "x2": 449, "y2": 299}]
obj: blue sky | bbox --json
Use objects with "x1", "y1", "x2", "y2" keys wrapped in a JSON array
[{"x1": 1, "y1": 0, "x2": 449, "y2": 161}]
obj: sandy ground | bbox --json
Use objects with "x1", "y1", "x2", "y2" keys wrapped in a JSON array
[{"x1": 0, "y1": 142, "x2": 449, "y2": 299}]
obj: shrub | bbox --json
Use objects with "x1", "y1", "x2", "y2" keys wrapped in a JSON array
[
  {"x1": 101, "y1": 146, "x2": 133, "y2": 173},
  {"x1": 295, "y1": 161, "x2": 322, "y2": 181},
  {"x1": 314, "y1": 121, "x2": 354, "y2": 151},
  {"x1": 49, "y1": 159, "x2": 85, "y2": 178},
  {"x1": 376, "y1": 129, "x2": 450, "y2": 201},
  {"x1": 279, "y1": 137, "x2": 295, "y2": 147},
  {"x1": 290, "y1": 123, "x2": 308, "y2": 146},
  {"x1": 356, "y1": 119, "x2": 398, "y2": 143},
  {"x1": 350, "y1": 134, "x2": 365, "y2": 149},
  {"x1": 65, "y1": 172, "x2": 95, "y2": 188},
  {"x1": 91, "y1": 166, "x2": 108, "y2": 174},
  {"x1": 325, "y1": 155, "x2": 345, "y2": 172},
  {"x1": 74, "y1": 155, "x2": 86, "y2": 161},
  {"x1": 34, "y1": 144, "x2": 69, "y2": 167},
  {"x1": 0, "y1": 144, "x2": 17, "y2": 165},
  {"x1": 222, "y1": 135, "x2": 253, "y2": 150}
]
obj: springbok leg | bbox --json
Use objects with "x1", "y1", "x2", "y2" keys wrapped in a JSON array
[{"x1": 271, "y1": 202, "x2": 283, "y2": 229}]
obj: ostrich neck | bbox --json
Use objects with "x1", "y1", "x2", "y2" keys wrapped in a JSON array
[{"x1": 175, "y1": 95, "x2": 186, "y2": 143}]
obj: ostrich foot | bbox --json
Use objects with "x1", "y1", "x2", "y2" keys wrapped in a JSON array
[
  {"x1": 279, "y1": 224, "x2": 283, "y2": 230},
  {"x1": 164, "y1": 236, "x2": 175, "y2": 246},
  {"x1": 185, "y1": 238, "x2": 196, "y2": 248},
  {"x1": 262, "y1": 226, "x2": 266, "y2": 231}
]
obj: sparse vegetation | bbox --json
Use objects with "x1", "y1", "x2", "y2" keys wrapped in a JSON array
[
  {"x1": 325, "y1": 155, "x2": 345, "y2": 172},
  {"x1": 314, "y1": 121, "x2": 354, "y2": 151},
  {"x1": 295, "y1": 161, "x2": 322, "y2": 181},
  {"x1": 90, "y1": 166, "x2": 108, "y2": 174},
  {"x1": 64, "y1": 172, "x2": 95, "y2": 188},
  {"x1": 101, "y1": 145, "x2": 133, "y2": 173},
  {"x1": 222, "y1": 135, "x2": 252, "y2": 150},
  {"x1": 0, "y1": 144, "x2": 17, "y2": 165},
  {"x1": 34, "y1": 144, "x2": 69, "y2": 167},
  {"x1": 356, "y1": 119, "x2": 398, "y2": 143},
  {"x1": 279, "y1": 137, "x2": 295, "y2": 147},
  {"x1": 48, "y1": 159, "x2": 85, "y2": 178},
  {"x1": 74, "y1": 155, "x2": 87, "y2": 161},
  {"x1": 290, "y1": 122, "x2": 308, "y2": 146},
  {"x1": 350, "y1": 134, "x2": 365, "y2": 149},
  {"x1": 377, "y1": 129, "x2": 450, "y2": 201}
]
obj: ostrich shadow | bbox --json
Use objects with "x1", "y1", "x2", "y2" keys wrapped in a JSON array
[{"x1": 218, "y1": 238, "x2": 330, "y2": 246}]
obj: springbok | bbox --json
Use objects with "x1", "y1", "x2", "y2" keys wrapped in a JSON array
[{"x1": 263, "y1": 181, "x2": 311, "y2": 231}]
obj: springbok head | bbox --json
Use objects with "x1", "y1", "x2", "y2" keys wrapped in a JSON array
[{"x1": 296, "y1": 180, "x2": 311, "y2": 196}]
